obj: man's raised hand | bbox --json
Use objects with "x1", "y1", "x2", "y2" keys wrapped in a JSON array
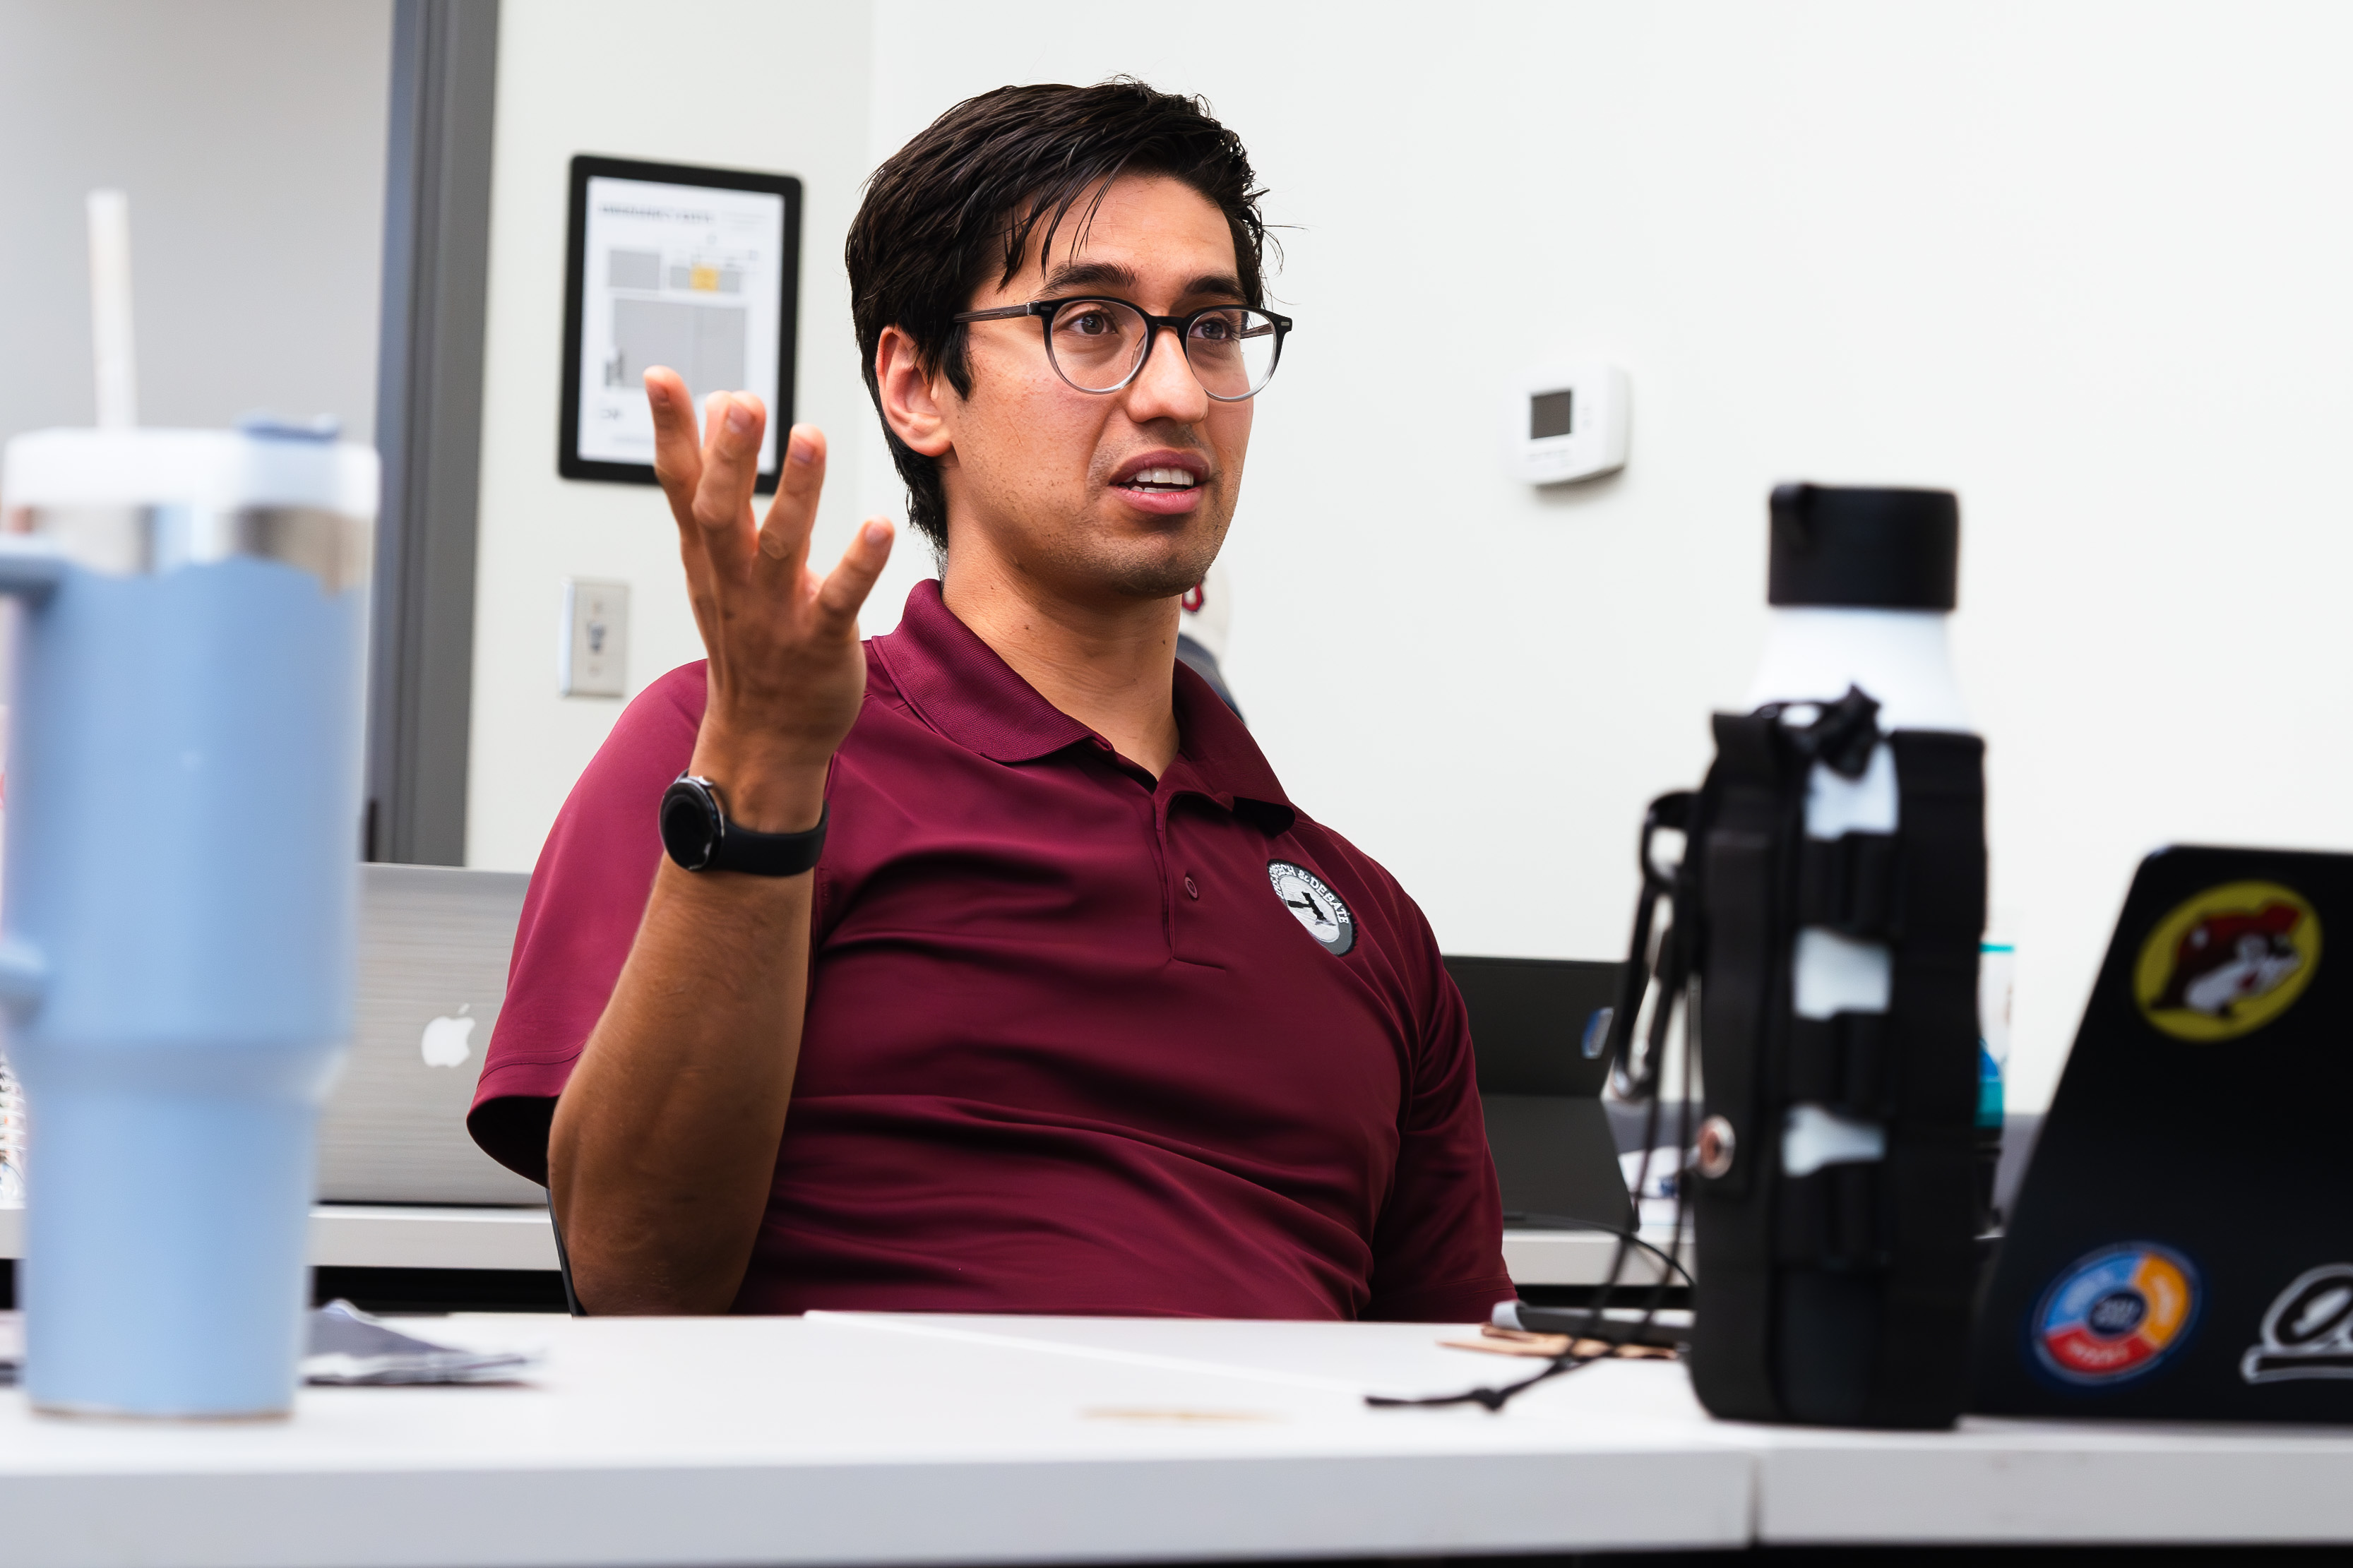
[{"x1": 644, "y1": 368, "x2": 893, "y2": 832}]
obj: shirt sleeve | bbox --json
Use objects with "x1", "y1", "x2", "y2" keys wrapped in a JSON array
[
  {"x1": 465, "y1": 663, "x2": 705, "y2": 1184},
  {"x1": 1362, "y1": 910, "x2": 1517, "y2": 1324}
]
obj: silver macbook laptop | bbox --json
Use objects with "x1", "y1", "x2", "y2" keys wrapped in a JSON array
[{"x1": 316, "y1": 863, "x2": 544, "y2": 1206}]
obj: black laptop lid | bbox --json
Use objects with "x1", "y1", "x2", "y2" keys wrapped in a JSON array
[
  {"x1": 1446, "y1": 955, "x2": 1619, "y2": 1097},
  {"x1": 1974, "y1": 846, "x2": 2353, "y2": 1421},
  {"x1": 1445, "y1": 956, "x2": 1632, "y2": 1231}
]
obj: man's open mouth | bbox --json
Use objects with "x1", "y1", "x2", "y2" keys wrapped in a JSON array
[{"x1": 1117, "y1": 467, "x2": 1200, "y2": 493}]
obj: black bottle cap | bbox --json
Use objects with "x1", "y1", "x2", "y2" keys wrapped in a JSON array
[{"x1": 1768, "y1": 483, "x2": 1959, "y2": 610}]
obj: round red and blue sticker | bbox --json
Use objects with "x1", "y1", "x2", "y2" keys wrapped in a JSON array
[{"x1": 2032, "y1": 1244, "x2": 2200, "y2": 1386}]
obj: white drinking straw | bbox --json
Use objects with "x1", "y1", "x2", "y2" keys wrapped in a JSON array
[{"x1": 86, "y1": 189, "x2": 137, "y2": 429}]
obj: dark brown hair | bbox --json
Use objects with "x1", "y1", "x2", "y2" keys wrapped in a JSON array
[{"x1": 845, "y1": 80, "x2": 1271, "y2": 551}]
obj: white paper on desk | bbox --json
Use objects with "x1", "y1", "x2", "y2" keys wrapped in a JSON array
[
  {"x1": 0, "y1": 1303, "x2": 541, "y2": 1387},
  {"x1": 303, "y1": 1300, "x2": 541, "y2": 1385}
]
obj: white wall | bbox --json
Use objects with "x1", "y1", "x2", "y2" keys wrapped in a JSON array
[
  {"x1": 463, "y1": 0, "x2": 2353, "y2": 1111},
  {"x1": 863, "y1": 0, "x2": 2353, "y2": 1111},
  {"x1": 0, "y1": 0, "x2": 391, "y2": 443},
  {"x1": 463, "y1": 0, "x2": 877, "y2": 872}
]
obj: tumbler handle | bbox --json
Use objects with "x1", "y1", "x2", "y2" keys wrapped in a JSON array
[
  {"x1": 0, "y1": 537, "x2": 64, "y2": 601},
  {"x1": 0, "y1": 539, "x2": 59, "y2": 1013},
  {"x1": 0, "y1": 940, "x2": 44, "y2": 1013}
]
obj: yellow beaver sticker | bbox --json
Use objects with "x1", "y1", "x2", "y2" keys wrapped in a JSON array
[{"x1": 2134, "y1": 880, "x2": 2321, "y2": 1042}]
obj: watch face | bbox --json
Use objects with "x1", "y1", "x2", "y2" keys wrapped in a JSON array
[{"x1": 660, "y1": 778, "x2": 722, "y2": 870}]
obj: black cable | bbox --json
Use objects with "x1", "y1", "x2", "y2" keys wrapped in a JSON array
[
  {"x1": 1368, "y1": 1125, "x2": 1693, "y2": 1417},
  {"x1": 1370, "y1": 804, "x2": 1699, "y2": 1417},
  {"x1": 1503, "y1": 1212, "x2": 1693, "y2": 1293},
  {"x1": 1568, "y1": 881, "x2": 1693, "y2": 1355},
  {"x1": 1364, "y1": 1343, "x2": 1594, "y2": 1411}
]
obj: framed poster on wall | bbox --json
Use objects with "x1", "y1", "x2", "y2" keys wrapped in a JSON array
[{"x1": 558, "y1": 154, "x2": 802, "y2": 492}]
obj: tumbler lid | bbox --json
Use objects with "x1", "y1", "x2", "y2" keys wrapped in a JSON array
[
  {"x1": 0, "y1": 426, "x2": 377, "y2": 519},
  {"x1": 1768, "y1": 483, "x2": 1958, "y2": 611}
]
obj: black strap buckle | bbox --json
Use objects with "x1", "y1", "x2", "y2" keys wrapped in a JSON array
[{"x1": 1797, "y1": 832, "x2": 1897, "y2": 936}]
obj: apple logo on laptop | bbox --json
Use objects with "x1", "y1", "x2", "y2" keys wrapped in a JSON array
[{"x1": 420, "y1": 1003, "x2": 475, "y2": 1068}]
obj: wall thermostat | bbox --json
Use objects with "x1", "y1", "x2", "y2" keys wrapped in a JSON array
[{"x1": 1502, "y1": 363, "x2": 1630, "y2": 485}]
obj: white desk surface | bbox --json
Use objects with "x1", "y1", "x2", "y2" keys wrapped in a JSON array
[
  {"x1": 3, "y1": 1313, "x2": 2352, "y2": 1567},
  {"x1": 0, "y1": 1314, "x2": 1749, "y2": 1568},
  {"x1": 1746, "y1": 1414, "x2": 2353, "y2": 1546},
  {"x1": 0, "y1": 1204, "x2": 1661, "y2": 1284},
  {"x1": 847, "y1": 1318, "x2": 2353, "y2": 1548}
]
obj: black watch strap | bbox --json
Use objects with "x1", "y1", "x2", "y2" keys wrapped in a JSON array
[{"x1": 660, "y1": 774, "x2": 828, "y2": 877}]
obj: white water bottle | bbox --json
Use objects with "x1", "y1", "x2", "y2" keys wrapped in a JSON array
[{"x1": 1741, "y1": 484, "x2": 1973, "y2": 1185}]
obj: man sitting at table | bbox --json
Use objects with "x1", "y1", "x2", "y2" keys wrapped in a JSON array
[{"x1": 467, "y1": 80, "x2": 1511, "y2": 1320}]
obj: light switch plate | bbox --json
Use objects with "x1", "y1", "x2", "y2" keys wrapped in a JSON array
[{"x1": 559, "y1": 578, "x2": 629, "y2": 698}]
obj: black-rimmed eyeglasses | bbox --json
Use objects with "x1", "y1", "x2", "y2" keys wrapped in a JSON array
[{"x1": 951, "y1": 297, "x2": 1292, "y2": 402}]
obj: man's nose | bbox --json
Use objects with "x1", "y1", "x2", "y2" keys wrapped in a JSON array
[{"x1": 1123, "y1": 325, "x2": 1210, "y2": 423}]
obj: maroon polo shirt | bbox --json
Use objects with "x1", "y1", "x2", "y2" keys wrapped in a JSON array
[{"x1": 470, "y1": 580, "x2": 1511, "y2": 1321}]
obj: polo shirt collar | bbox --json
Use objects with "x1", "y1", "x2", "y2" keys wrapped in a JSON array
[
  {"x1": 878, "y1": 580, "x2": 1296, "y2": 834},
  {"x1": 1166, "y1": 647, "x2": 1296, "y2": 835}
]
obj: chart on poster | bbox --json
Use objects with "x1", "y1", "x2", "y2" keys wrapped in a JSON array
[{"x1": 561, "y1": 157, "x2": 801, "y2": 489}]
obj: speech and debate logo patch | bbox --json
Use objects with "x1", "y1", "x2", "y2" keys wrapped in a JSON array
[
  {"x1": 2134, "y1": 880, "x2": 2321, "y2": 1042},
  {"x1": 2241, "y1": 1264, "x2": 2353, "y2": 1384},
  {"x1": 2032, "y1": 1244, "x2": 2200, "y2": 1387},
  {"x1": 1268, "y1": 861, "x2": 1354, "y2": 957}
]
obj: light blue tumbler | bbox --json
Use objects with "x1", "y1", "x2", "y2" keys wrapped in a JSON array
[{"x1": 0, "y1": 426, "x2": 376, "y2": 1417}]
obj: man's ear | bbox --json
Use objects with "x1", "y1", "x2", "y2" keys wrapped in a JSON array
[{"x1": 875, "y1": 325, "x2": 954, "y2": 459}]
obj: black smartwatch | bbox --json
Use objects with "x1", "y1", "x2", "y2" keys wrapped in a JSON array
[{"x1": 658, "y1": 774, "x2": 828, "y2": 877}]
